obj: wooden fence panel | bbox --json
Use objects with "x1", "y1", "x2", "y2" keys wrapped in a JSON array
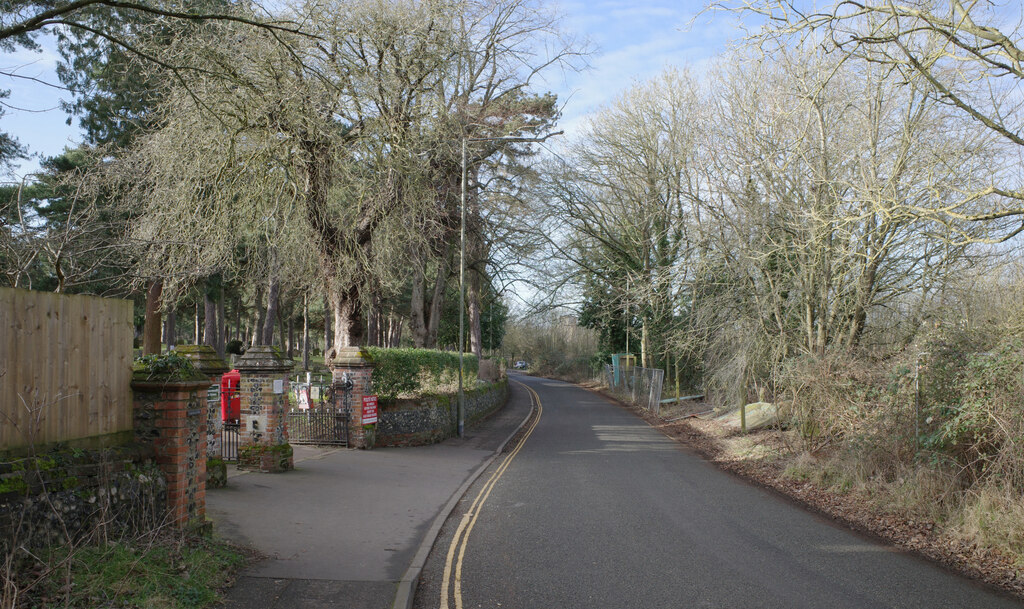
[{"x1": 1, "y1": 288, "x2": 134, "y2": 450}]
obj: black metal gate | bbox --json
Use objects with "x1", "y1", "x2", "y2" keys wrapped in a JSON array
[
  {"x1": 222, "y1": 421, "x2": 240, "y2": 461},
  {"x1": 287, "y1": 408, "x2": 349, "y2": 446},
  {"x1": 288, "y1": 373, "x2": 353, "y2": 446}
]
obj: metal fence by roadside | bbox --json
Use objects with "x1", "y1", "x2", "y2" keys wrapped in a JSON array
[{"x1": 604, "y1": 363, "x2": 664, "y2": 414}]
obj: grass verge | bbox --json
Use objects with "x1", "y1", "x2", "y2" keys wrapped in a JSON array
[{"x1": 12, "y1": 532, "x2": 251, "y2": 609}]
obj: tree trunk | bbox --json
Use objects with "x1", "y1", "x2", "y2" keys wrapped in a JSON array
[
  {"x1": 204, "y1": 287, "x2": 217, "y2": 348},
  {"x1": 410, "y1": 262, "x2": 428, "y2": 347},
  {"x1": 194, "y1": 300, "x2": 201, "y2": 344},
  {"x1": 262, "y1": 277, "x2": 279, "y2": 346},
  {"x1": 426, "y1": 247, "x2": 452, "y2": 348},
  {"x1": 276, "y1": 296, "x2": 286, "y2": 351},
  {"x1": 233, "y1": 291, "x2": 241, "y2": 343},
  {"x1": 302, "y1": 293, "x2": 310, "y2": 370},
  {"x1": 251, "y1": 283, "x2": 266, "y2": 347},
  {"x1": 143, "y1": 279, "x2": 163, "y2": 355},
  {"x1": 367, "y1": 293, "x2": 381, "y2": 347},
  {"x1": 387, "y1": 313, "x2": 403, "y2": 347},
  {"x1": 847, "y1": 258, "x2": 880, "y2": 349},
  {"x1": 288, "y1": 312, "x2": 295, "y2": 357},
  {"x1": 641, "y1": 317, "x2": 649, "y2": 368},
  {"x1": 216, "y1": 288, "x2": 226, "y2": 357},
  {"x1": 469, "y1": 270, "x2": 483, "y2": 359},
  {"x1": 323, "y1": 295, "x2": 332, "y2": 355},
  {"x1": 164, "y1": 308, "x2": 177, "y2": 351},
  {"x1": 331, "y1": 284, "x2": 364, "y2": 350}
]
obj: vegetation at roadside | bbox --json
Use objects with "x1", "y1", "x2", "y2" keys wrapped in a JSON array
[
  {"x1": 132, "y1": 353, "x2": 207, "y2": 383},
  {"x1": 7, "y1": 533, "x2": 249, "y2": 609},
  {"x1": 369, "y1": 348, "x2": 479, "y2": 400},
  {"x1": 749, "y1": 324, "x2": 1024, "y2": 565},
  {"x1": 502, "y1": 314, "x2": 602, "y2": 383},
  {"x1": 510, "y1": 0, "x2": 1024, "y2": 574}
]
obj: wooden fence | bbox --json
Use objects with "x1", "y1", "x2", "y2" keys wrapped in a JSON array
[{"x1": 1, "y1": 288, "x2": 134, "y2": 450}]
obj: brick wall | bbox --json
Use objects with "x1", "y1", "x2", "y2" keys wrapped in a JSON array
[
  {"x1": 376, "y1": 379, "x2": 509, "y2": 447},
  {"x1": 132, "y1": 379, "x2": 209, "y2": 527}
]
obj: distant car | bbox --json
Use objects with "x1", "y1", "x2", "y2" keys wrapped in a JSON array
[{"x1": 514, "y1": 361, "x2": 528, "y2": 369}]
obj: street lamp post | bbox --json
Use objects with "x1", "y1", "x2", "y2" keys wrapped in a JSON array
[
  {"x1": 459, "y1": 138, "x2": 468, "y2": 438},
  {"x1": 457, "y1": 132, "x2": 561, "y2": 438}
]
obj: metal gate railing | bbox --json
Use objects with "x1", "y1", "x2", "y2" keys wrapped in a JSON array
[
  {"x1": 222, "y1": 421, "x2": 240, "y2": 461},
  {"x1": 287, "y1": 409, "x2": 349, "y2": 446},
  {"x1": 604, "y1": 363, "x2": 665, "y2": 415},
  {"x1": 287, "y1": 372, "x2": 354, "y2": 447}
]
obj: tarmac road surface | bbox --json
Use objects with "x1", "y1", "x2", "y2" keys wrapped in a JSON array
[{"x1": 414, "y1": 374, "x2": 1023, "y2": 609}]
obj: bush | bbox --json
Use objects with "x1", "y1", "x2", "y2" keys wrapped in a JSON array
[
  {"x1": 923, "y1": 334, "x2": 1024, "y2": 486},
  {"x1": 776, "y1": 327, "x2": 1024, "y2": 496},
  {"x1": 775, "y1": 353, "x2": 885, "y2": 453},
  {"x1": 132, "y1": 353, "x2": 206, "y2": 382},
  {"x1": 368, "y1": 348, "x2": 478, "y2": 399}
]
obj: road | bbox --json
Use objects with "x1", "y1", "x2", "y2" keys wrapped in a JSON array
[{"x1": 414, "y1": 374, "x2": 1022, "y2": 609}]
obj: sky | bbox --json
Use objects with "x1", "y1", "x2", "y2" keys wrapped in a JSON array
[
  {"x1": 0, "y1": 0, "x2": 741, "y2": 181},
  {"x1": 550, "y1": 0, "x2": 739, "y2": 138}
]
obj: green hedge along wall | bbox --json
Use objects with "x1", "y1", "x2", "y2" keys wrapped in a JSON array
[{"x1": 367, "y1": 348, "x2": 478, "y2": 400}]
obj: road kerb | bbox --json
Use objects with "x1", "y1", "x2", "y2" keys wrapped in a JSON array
[{"x1": 391, "y1": 386, "x2": 536, "y2": 609}]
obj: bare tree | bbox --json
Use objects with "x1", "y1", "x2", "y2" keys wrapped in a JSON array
[
  {"x1": 540, "y1": 45, "x2": 998, "y2": 403},
  {"x1": 540, "y1": 69, "x2": 702, "y2": 368},
  {"x1": 714, "y1": 0, "x2": 1024, "y2": 240},
  {"x1": 101, "y1": 0, "x2": 583, "y2": 352}
]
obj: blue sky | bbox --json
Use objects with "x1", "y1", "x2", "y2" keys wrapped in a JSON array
[
  {"x1": 0, "y1": 0, "x2": 737, "y2": 180},
  {"x1": 552, "y1": 1, "x2": 737, "y2": 133}
]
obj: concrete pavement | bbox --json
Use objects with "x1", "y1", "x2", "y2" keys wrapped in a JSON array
[{"x1": 207, "y1": 380, "x2": 532, "y2": 609}]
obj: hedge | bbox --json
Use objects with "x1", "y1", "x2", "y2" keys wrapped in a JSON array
[{"x1": 367, "y1": 348, "x2": 478, "y2": 399}]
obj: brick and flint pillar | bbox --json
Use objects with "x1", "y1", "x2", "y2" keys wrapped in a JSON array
[
  {"x1": 174, "y1": 345, "x2": 230, "y2": 459},
  {"x1": 329, "y1": 347, "x2": 375, "y2": 449},
  {"x1": 235, "y1": 346, "x2": 294, "y2": 472},
  {"x1": 132, "y1": 375, "x2": 210, "y2": 528}
]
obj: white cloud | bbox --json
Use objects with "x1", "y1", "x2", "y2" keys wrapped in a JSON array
[{"x1": 548, "y1": 1, "x2": 738, "y2": 142}]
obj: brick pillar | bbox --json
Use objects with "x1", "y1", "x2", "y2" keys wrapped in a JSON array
[
  {"x1": 132, "y1": 377, "x2": 211, "y2": 528},
  {"x1": 329, "y1": 347, "x2": 375, "y2": 449},
  {"x1": 174, "y1": 345, "x2": 230, "y2": 459},
  {"x1": 235, "y1": 346, "x2": 294, "y2": 472}
]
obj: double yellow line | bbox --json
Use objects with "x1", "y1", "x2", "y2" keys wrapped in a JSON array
[{"x1": 440, "y1": 381, "x2": 543, "y2": 609}]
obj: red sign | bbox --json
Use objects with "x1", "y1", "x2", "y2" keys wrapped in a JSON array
[{"x1": 361, "y1": 395, "x2": 378, "y2": 425}]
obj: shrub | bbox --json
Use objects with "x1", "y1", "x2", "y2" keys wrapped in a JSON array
[
  {"x1": 368, "y1": 348, "x2": 478, "y2": 399},
  {"x1": 132, "y1": 353, "x2": 206, "y2": 382},
  {"x1": 924, "y1": 335, "x2": 1024, "y2": 486},
  {"x1": 775, "y1": 353, "x2": 883, "y2": 453}
]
